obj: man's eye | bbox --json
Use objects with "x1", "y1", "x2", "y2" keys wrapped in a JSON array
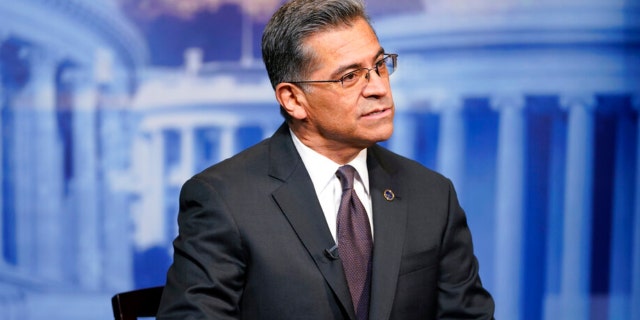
[{"x1": 341, "y1": 70, "x2": 360, "y2": 83}]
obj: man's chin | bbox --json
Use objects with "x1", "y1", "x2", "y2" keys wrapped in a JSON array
[{"x1": 369, "y1": 127, "x2": 394, "y2": 145}]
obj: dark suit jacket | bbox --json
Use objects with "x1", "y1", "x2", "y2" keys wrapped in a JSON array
[{"x1": 158, "y1": 123, "x2": 494, "y2": 319}]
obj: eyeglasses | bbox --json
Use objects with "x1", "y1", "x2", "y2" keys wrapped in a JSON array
[{"x1": 287, "y1": 53, "x2": 398, "y2": 89}]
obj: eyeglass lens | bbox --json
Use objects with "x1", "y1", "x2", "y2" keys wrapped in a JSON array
[{"x1": 340, "y1": 54, "x2": 397, "y2": 88}]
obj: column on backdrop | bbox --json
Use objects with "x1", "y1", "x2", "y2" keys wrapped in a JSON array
[
  {"x1": 29, "y1": 46, "x2": 65, "y2": 282},
  {"x1": 97, "y1": 52, "x2": 136, "y2": 291},
  {"x1": 177, "y1": 126, "x2": 195, "y2": 184},
  {"x1": 69, "y1": 64, "x2": 101, "y2": 289},
  {"x1": 559, "y1": 94, "x2": 596, "y2": 320},
  {"x1": 133, "y1": 128, "x2": 166, "y2": 256},
  {"x1": 491, "y1": 95, "x2": 525, "y2": 320},
  {"x1": 221, "y1": 125, "x2": 238, "y2": 161},
  {"x1": 388, "y1": 108, "x2": 419, "y2": 160},
  {"x1": 11, "y1": 44, "x2": 65, "y2": 280},
  {"x1": 434, "y1": 95, "x2": 464, "y2": 187},
  {"x1": 7, "y1": 43, "x2": 37, "y2": 271}
]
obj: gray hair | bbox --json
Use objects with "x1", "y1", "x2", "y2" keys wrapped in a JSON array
[{"x1": 261, "y1": 0, "x2": 372, "y2": 120}]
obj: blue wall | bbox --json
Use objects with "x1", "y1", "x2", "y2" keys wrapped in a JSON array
[{"x1": 0, "y1": 0, "x2": 639, "y2": 319}]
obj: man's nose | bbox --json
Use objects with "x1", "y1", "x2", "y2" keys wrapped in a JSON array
[{"x1": 362, "y1": 68, "x2": 389, "y2": 95}]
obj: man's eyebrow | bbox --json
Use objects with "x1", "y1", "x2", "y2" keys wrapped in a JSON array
[{"x1": 329, "y1": 48, "x2": 386, "y2": 79}]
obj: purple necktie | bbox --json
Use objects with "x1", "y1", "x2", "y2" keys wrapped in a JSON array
[{"x1": 336, "y1": 165, "x2": 373, "y2": 320}]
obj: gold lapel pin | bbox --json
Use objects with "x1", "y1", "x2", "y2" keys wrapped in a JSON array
[{"x1": 383, "y1": 189, "x2": 395, "y2": 201}]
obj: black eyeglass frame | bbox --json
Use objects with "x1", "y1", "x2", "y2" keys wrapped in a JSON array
[{"x1": 286, "y1": 53, "x2": 398, "y2": 88}]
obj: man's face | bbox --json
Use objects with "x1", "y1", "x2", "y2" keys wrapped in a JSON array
[{"x1": 294, "y1": 18, "x2": 395, "y2": 155}]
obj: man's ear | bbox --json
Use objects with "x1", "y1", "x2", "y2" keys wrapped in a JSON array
[{"x1": 275, "y1": 83, "x2": 308, "y2": 120}]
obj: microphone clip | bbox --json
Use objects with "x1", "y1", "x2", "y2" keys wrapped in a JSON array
[{"x1": 324, "y1": 244, "x2": 339, "y2": 260}]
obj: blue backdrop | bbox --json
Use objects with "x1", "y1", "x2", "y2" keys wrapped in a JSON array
[{"x1": 0, "y1": 0, "x2": 638, "y2": 319}]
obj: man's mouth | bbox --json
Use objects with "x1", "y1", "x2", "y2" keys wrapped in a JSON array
[{"x1": 363, "y1": 107, "x2": 391, "y2": 117}]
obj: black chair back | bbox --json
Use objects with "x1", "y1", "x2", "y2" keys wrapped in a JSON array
[{"x1": 111, "y1": 286, "x2": 164, "y2": 320}]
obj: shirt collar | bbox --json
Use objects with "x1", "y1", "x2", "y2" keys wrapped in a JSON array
[{"x1": 290, "y1": 129, "x2": 369, "y2": 195}]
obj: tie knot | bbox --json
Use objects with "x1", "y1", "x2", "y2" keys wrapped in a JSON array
[{"x1": 336, "y1": 165, "x2": 357, "y2": 191}]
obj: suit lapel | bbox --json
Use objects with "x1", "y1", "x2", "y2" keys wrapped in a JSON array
[
  {"x1": 268, "y1": 124, "x2": 356, "y2": 320},
  {"x1": 367, "y1": 147, "x2": 408, "y2": 320}
]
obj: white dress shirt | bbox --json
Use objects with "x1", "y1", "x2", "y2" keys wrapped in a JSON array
[{"x1": 290, "y1": 130, "x2": 374, "y2": 242}]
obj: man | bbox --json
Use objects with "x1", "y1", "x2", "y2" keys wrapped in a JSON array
[{"x1": 158, "y1": 0, "x2": 494, "y2": 319}]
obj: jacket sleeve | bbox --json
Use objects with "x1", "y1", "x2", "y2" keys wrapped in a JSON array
[
  {"x1": 437, "y1": 179, "x2": 495, "y2": 319},
  {"x1": 157, "y1": 177, "x2": 246, "y2": 319}
]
